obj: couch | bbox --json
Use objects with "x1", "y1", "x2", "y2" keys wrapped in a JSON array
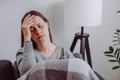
[
  {"x1": 0, "y1": 53, "x2": 105, "y2": 80},
  {"x1": 0, "y1": 60, "x2": 20, "y2": 80}
]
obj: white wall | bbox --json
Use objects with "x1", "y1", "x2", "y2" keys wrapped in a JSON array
[{"x1": 0, "y1": 0, "x2": 120, "y2": 80}]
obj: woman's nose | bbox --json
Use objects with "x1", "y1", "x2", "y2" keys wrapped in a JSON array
[{"x1": 35, "y1": 27, "x2": 41, "y2": 35}]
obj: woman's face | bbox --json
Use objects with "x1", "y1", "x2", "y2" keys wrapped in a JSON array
[{"x1": 30, "y1": 16, "x2": 49, "y2": 43}]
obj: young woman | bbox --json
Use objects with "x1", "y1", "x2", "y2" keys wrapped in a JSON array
[{"x1": 16, "y1": 10, "x2": 75, "y2": 75}]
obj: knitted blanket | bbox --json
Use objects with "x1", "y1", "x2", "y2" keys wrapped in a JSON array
[{"x1": 17, "y1": 58, "x2": 99, "y2": 80}]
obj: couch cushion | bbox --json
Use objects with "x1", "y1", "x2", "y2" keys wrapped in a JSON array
[{"x1": 0, "y1": 60, "x2": 15, "y2": 80}]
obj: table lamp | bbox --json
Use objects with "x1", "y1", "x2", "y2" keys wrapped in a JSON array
[{"x1": 64, "y1": 0, "x2": 103, "y2": 68}]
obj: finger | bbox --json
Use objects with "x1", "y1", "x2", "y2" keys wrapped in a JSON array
[
  {"x1": 25, "y1": 18, "x2": 35, "y2": 25},
  {"x1": 23, "y1": 15, "x2": 35, "y2": 24},
  {"x1": 22, "y1": 19, "x2": 35, "y2": 29},
  {"x1": 29, "y1": 21, "x2": 36, "y2": 27},
  {"x1": 25, "y1": 20, "x2": 36, "y2": 29},
  {"x1": 23, "y1": 14, "x2": 31, "y2": 22},
  {"x1": 23, "y1": 18, "x2": 35, "y2": 28}
]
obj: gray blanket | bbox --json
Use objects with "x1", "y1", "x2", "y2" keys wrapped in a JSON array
[{"x1": 17, "y1": 58, "x2": 99, "y2": 80}]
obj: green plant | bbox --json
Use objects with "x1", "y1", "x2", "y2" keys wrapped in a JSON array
[
  {"x1": 104, "y1": 11, "x2": 120, "y2": 70},
  {"x1": 117, "y1": 11, "x2": 120, "y2": 13},
  {"x1": 104, "y1": 29, "x2": 120, "y2": 70}
]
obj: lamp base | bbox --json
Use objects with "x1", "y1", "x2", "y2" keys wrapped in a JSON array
[{"x1": 70, "y1": 27, "x2": 92, "y2": 68}]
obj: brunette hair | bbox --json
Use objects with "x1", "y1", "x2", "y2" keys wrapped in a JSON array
[{"x1": 21, "y1": 10, "x2": 53, "y2": 48}]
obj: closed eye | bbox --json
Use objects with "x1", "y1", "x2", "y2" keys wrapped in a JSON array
[
  {"x1": 38, "y1": 25, "x2": 41, "y2": 28},
  {"x1": 38, "y1": 23, "x2": 41, "y2": 28}
]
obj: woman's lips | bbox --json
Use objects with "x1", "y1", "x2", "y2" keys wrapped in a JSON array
[{"x1": 38, "y1": 35, "x2": 44, "y2": 40}]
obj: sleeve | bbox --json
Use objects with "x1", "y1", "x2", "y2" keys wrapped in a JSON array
[{"x1": 16, "y1": 41, "x2": 36, "y2": 75}]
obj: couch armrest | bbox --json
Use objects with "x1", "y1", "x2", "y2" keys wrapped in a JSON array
[
  {"x1": 0, "y1": 60, "x2": 15, "y2": 80},
  {"x1": 14, "y1": 61, "x2": 20, "y2": 79}
]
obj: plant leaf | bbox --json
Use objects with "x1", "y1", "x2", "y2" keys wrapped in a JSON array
[
  {"x1": 115, "y1": 48, "x2": 119, "y2": 56},
  {"x1": 113, "y1": 43, "x2": 119, "y2": 46},
  {"x1": 112, "y1": 40, "x2": 118, "y2": 42},
  {"x1": 105, "y1": 55, "x2": 114, "y2": 57},
  {"x1": 112, "y1": 66, "x2": 120, "y2": 70},
  {"x1": 113, "y1": 36, "x2": 119, "y2": 38},
  {"x1": 114, "y1": 48, "x2": 120, "y2": 62},
  {"x1": 116, "y1": 29, "x2": 120, "y2": 32},
  {"x1": 104, "y1": 51, "x2": 112, "y2": 54},
  {"x1": 108, "y1": 60, "x2": 117, "y2": 62},
  {"x1": 114, "y1": 32, "x2": 119, "y2": 35},
  {"x1": 116, "y1": 51, "x2": 120, "y2": 60},
  {"x1": 118, "y1": 57, "x2": 120, "y2": 62},
  {"x1": 117, "y1": 49, "x2": 120, "y2": 61},
  {"x1": 117, "y1": 11, "x2": 120, "y2": 13},
  {"x1": 109, "y1": 46, "x2": 114, "y2": 52}
]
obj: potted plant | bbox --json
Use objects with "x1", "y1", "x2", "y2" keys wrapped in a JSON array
[{"x1": 104, "y1": 11, "x2": 120, "y2": 70}]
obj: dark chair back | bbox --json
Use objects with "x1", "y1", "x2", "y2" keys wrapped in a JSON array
[
  {"x1": 13, "y1": 61, "x2": 20, "y2": 79},
  {"x1": 0, "y1": 60, "x2": 15, "y2": 80}
]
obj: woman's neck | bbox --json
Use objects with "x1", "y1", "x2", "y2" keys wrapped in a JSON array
[{"x1": 36, "y1": 41, "x2": 56, "y2": 57}]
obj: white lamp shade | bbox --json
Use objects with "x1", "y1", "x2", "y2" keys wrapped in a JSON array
[{"x1": 64, "y1": 0, "x2": 103, "y2": 27}]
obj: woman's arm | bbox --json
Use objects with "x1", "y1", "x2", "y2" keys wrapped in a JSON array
[{"x1": 16, "y1": 41, "x2": 36, "y2": 75}]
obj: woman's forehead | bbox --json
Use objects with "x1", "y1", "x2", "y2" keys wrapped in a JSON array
[{"x1": 35, "y1": 16, "x2": 45, "y2": 24}]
